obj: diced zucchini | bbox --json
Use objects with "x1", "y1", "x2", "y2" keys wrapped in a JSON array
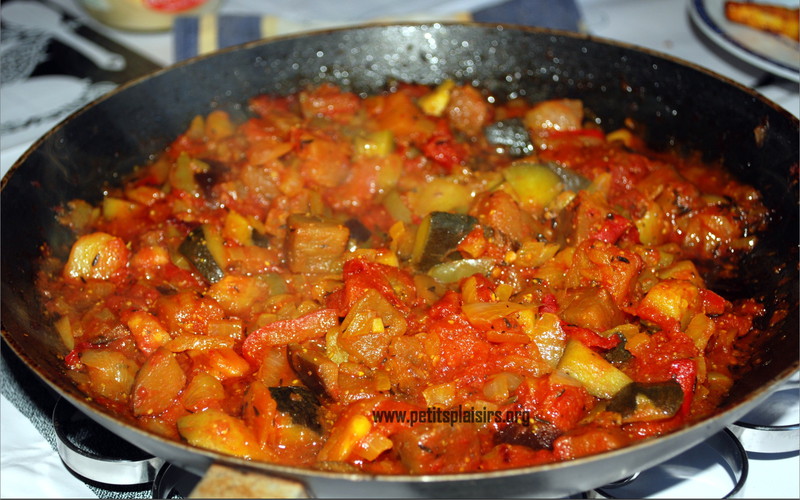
[
  {"x1": 177, "y1": 409, "x2": 262, "y2": 459},
  {"x1": 515, "y1": 241, "x2": 560, "y2": 268},
  {"x1": 125, "y1": 310, "x2": 171, "y2": 355},
  {"x1": 169, "y1": 152, "x2": 209, "y2": 194},
  {"x1": 80, "y1": 349, "x2": 138, "y2": 403},
  {"x1": 556, "y1": 339, "x2": 632, "y2": 399},
  {"x1": 409, "y1": 178, "x2": 473, "y2": 217},
  {"x1": 685, "y1": 313, "x2": 715, "y2": 351},
  {"x1": 383, "y1": 190, "x2": 412, "y2": 224},
  {"x1": 339, "y1": 289, "x2": 407, "y2": 368},
  {"x1": 502, "y1": 163, "x2": 564, "y2": 207},
  {"x1": 132, "y1": 348, "x2": 187, "y2": 416},
  {"x1": 204, "y1": 110, "x2": 234, "y2": 140},
  {"x1": 658, "y1": 260, "x2": 705, "y2": 287},
  {"x1": 638, "y1": 279, "x2": 701, "y2": 330},
  {"x1": 635, "y1": 201, "x2": 667, "y2": 246},
  {"x1": 207, "y1": 275, "x2": 269, "y2": 316},
  {"x1": 411, "y1": 211, "x2": 478, "y2": 271},
  {"x1": 560, "y1": 287, "x2": 625, "y2": 333}
]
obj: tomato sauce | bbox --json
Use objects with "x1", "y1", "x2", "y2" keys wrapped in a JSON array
[{"x1": 37, "y1": 81, "x2": 771, "y2": 473}]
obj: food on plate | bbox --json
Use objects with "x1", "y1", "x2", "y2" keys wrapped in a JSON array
[
  {"x1": 724, "y1": 1, "x2": 800, "y2": 41},
  {"x1": 36, "y1": 81, "x2": 773, "y2": 473}
]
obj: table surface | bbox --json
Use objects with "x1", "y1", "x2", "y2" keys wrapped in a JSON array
[{"x1": 1, "y1": 0, "x2": 798, "y2": 498}]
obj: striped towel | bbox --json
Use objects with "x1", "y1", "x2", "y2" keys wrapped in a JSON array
[{"x1": 174, "y1": 0, "x2": 583, "y2": 61}]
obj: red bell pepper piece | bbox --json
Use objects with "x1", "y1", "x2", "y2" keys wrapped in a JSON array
[
  {"x1": 589, "y1": 214, "x2": 640, "y2": 245},
  {"x1": 539, "y1": 293, "x2": 559, "y2": 314},
  {"x1": 422, "y1": 122, "x2": 466, "y2": 172},
  {"x1": 699, "y1": 289, "x2": 727, "y2": 316},
  {"x1": 327, "y1": 258, "x2": 415, "y2": 316},
  {"x1": 242, "y1": 309, "x2": 339, "y2": 364},
  {"x1": 563, "y1": 325, "x2": 621, "y2": 350}
]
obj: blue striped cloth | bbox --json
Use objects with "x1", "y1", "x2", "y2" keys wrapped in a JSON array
[{"x1": 174, "y1": 0, "x2": 583, "y2": 61}]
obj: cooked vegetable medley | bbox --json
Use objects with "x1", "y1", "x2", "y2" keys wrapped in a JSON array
[{"x1": 37, "y1": 81, "x2": 771, "y2": 473}]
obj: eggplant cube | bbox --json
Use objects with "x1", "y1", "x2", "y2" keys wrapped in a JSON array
[{"x1": 286, "y1": 215, "x2": 350, "y2": 274}]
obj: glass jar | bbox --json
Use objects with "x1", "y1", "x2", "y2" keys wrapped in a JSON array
[{"x1": 78, "y1": 0, "x2": 221, "y2": 32}]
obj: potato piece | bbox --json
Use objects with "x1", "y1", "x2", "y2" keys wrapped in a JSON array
[
  {"x1": 556, "y1": 339, "x2": 632, "y2": 399},
  {"x1": 63, "y1": 232, "x2": 129, "y2": 281},
  {"x1": 132, "y1": 348, "x2": 187, "y2": 417},
  {"x1": 286, "y1": 214, "x2": 350, "y2": 274}
]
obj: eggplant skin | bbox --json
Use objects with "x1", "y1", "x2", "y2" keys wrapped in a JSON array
[
  {"x1": 484, "y1": 118, "x2": 534, "y2": 158},
  {"x1": 268, "y1": 386, "x2": 323, "y2": 433},
  {"x1": 606, "y1": 381, "x2": 683, "y2": 420},
  {"x1": 412, "y1": 212, "x2": 478, "y2": 271},
  {"x1": 495, "y1": 422, "x2": 561, "y2": 450},
  {"x1": 179, "y1": 227, "x2": 225, "y2": 283}
]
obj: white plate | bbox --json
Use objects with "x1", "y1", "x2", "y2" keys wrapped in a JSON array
[{"x1": 689, "y1": 0, "x2": 800, "y2": 81}]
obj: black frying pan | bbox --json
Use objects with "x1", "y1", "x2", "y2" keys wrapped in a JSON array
[{"x1": 2, "y1": 24, "x2": 798, "y2": 498}]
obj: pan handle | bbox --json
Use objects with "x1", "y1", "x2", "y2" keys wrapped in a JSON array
[{"x1": 188, "y1": 463, "x2": 311, "y2": 498}]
